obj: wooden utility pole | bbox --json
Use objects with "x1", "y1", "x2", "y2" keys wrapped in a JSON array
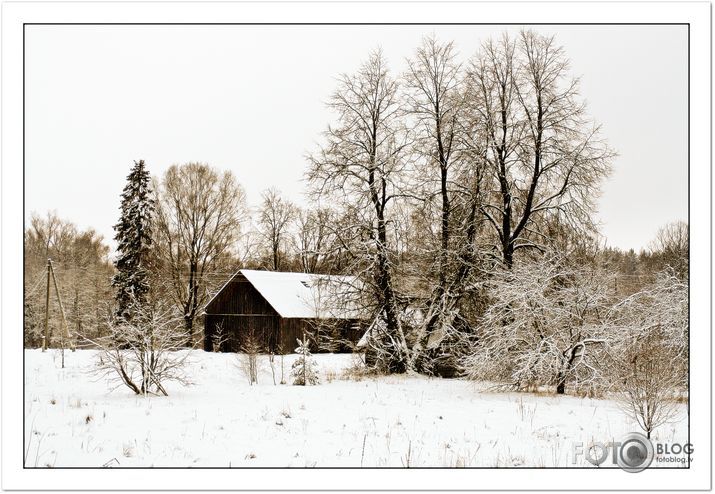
[
  {"x1": 74, "y1": 290, "x2": 80, "y2": 339},
  {"x1": 42, "y1": 259, "x2": 51, "y2": 352},
  {"x1": 49, "y1": 260, "x2": 71, "y2": 368}
]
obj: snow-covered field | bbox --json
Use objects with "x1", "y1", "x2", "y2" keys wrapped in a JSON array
[{"x1": 24, "y1": 349, "x2": 687, "y2": 468}]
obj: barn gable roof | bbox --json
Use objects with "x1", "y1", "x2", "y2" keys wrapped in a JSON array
[{"x1": 207, "y1": 269, "x2": 361, "y2": 319}]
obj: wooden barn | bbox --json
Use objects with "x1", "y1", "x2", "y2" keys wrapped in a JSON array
[{"x1": 203, "y1": 269, "x2": 364, "y2": 354}]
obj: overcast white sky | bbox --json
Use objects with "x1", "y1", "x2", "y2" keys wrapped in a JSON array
[{"x1": 25, "y1": 24, "x2": 687, "y2": 252}]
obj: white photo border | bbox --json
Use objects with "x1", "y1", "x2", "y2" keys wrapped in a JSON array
[{"x1": 1, "y1": 1, "x2": 710, "y2": 491}]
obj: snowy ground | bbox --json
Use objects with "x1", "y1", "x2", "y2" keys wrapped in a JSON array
[{"x1": 24, "y1": 349, "x2": 688, "y2": 468}]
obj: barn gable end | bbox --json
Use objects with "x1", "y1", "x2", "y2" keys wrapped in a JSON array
[
  {"x1": 204, "y1": 270, "x2": 363, "y2": 354},
  {"x1": 204, "y1": 272, "x2": 280, "y2": 353}
]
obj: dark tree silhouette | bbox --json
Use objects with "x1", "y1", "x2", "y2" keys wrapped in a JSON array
[{"x1": 112, "y1": 160, "x2": 154, "y2": 322}]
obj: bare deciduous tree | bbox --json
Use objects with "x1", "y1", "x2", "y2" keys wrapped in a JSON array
[
  {"x1": 403, "y1": 36, "x2": 486, "y2": 370},
  {"x1": 404, "y1": 36, "x2": 464, "y2": 289},
  {"x1": 24, "y1": 212, "x2": 113, "y2": 347},
  {"x1": 465, "y1": 31, "x2": 613, "y2": 268},
  {"x1": 257, "y1": 187, "x2": 295, "y2": 271},
  {"x1": 292, "y1": 207, "x2": 337, "y2": 274},
  {"x1": 308, "y1": 50, "x2": 412, "y2": 372},
  {"x1": 153, "y1": 163, "x2": 248, "y2": 344},
  {"x1": 648, "y1": 220, "x2": 689, "y2": 281}
]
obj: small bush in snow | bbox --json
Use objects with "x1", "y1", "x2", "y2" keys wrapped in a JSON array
[
  {"x1": 460, "y1": 256, "x2": 614, "y2": 394},
  {"x1": 87, "y1": 299, "x2": 191, "y2": 396},
  {"x1": 341, "y1": 355, "x2": 374, "y2": 381},
  {"x1": 615, "y1": 333, "x2": 683, "y2": 439},
  {"x1": 211, "y1": 322, "x2": 228, "y2": 352},
  {"x1": 291, "y1": 335, "x2": 319, "y2": 386},
  {"x1": 238, "y1": 327, "x2": 263, "y2": 385}
]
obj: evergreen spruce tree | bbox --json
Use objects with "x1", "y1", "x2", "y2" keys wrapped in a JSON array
[
  {"x1": 112, "y1": 160, "x2": 154, "y2": 321},
  {"x1": 291, "y1": 335, "x2": 319, "y2": 385}
]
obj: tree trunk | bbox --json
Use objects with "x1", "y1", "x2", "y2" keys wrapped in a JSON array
[
  {"x1": 556, "y1": 347, "x2": 578, "y2": 395},
  {"x1": 504, "y1": 241, "x2": 514, "y2": 269},
  {"x1": 368, "y1": 156, "x2": 408, "y2": 372},
  {"x1": 556, "y1": 379, "x2": 566, "y2": 395},
  {"x1": 184, "y1": 314, "x2": 194, "y2": 345},
  {"x1": 183, "y1": 260, "x2": 200, "y2": 346},
  {"x1": 439, "y1": 164, "x2": 450, "y2": 288}
]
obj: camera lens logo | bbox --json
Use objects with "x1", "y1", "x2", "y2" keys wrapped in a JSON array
[{"x1": 617, "y1": 433, "x2": 654, "y2": 473}]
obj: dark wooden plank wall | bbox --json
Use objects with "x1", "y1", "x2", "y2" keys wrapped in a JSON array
[
  {"x1": 204, "y1": 273, "x2": 280, "y2": 352},
  {"x1": 278, "y1": 318, "x2": 361, "y2": 353},
  {"x1": 205, "y1": 273, "x2": 278, "y2": 316},
  {"x1": 277, "y1": 318, "x2": 310, "y2": 353},
  {"x1": 205, "y1": 313, "x2": 279, "y2": 353}
]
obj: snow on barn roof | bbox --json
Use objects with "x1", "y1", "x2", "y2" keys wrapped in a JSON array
[{"x1": 221, "y1": 269, "x2": 361, "y2": 319}]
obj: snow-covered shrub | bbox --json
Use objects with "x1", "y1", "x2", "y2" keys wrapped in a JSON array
[
  {"x1": 291, "y1": 335, "x2": 319, "y2": 385},
  {"x1": 614, "y1": 333, "x2": 683, "y2": 439},
  {"x1": 211, "y1": 321, "x2": 227, "y2": 352},
  {"x1": 238, "y1": 327, "x2": 263, "y2": 385},
  {"x1": 361, "y1": 306, "x2": 424, "y2": 374},
  {"x1": 608, "y1": 269, "x2": 688, "y2": 387},
  {"x1": 607, "y1": 269, "x2": 688, "y2": 438},
  {"x1": 362, "y1": 323, "x2": 408, "y2": 374},
  {"x1": 460, "y1": 256, "x2": 615, "y2": 394},
  {"x1": 87, "y1": 299, "x2": 190, "y2": 396}
]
